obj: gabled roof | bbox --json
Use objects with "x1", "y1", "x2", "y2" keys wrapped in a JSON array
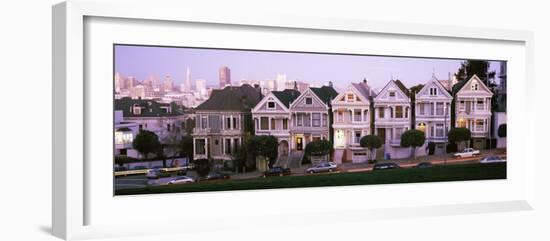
[
  {"x1": 194, "y1": 84, "x2": 262, "y2": 111},
  {"x1": 351, "y1": 82, "x2": 374, "y2": 100},
  {"x1": 416, "y1": 75, "x2": 453, "y2": 99},
  {"x1": 453, "y1": 74, "x2": 493, "y2": 96},
  {"x1": 310, "y1": 86, "x2": 338, "y2": 105},
  {"x1": 114, "y1": 97, "x2": 187, "y2": 117},
  {"x1": 374, "y1": 79, "x2": 410, "y2": 102},
  {"x1": 271, "y1": 89, "x2": 301, "y2": 108},
  {"x1": 394, "y1": 79, "x2": 410, "y2": 97}
]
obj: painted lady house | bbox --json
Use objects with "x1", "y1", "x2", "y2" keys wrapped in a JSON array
[
  {"x1": 251, "y1": 88, "x2": 301, "y2": 168},
  {"x1": 331, "y1": 79, "x2": 376, "y2": 163},
  {"x1": 192, "y1": 85, "x2": 262, "y2": 163},
  {"x1": 453, "y1": 75, "x2": 493, "y2": 149},
  {"x1": 373, "y1": 79, "x2": 413, "y2": 159},
  {"x1": 414, "y1": 75, "x2": 453, "y2": 155},
  {"x1": 288, "y1": 84, "x2": 338, "y2": 165}
]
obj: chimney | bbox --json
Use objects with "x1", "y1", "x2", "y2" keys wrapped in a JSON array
[{"x1": 328, "y1": 81, "x2": 333, "y2": 87}]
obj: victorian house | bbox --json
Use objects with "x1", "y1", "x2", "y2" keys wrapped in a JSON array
[
  {"x1": 289, "y1": 85, "x2": 337, "y2": 159},
  {"x1": 331, "y1": 80, "x2": 375, "y2": 163},
  {"x1": 453, "y1": 75, "x2": 493, "y2": 149},
  {"x1": 373, "y1": 79, "x2": 412, "y2": 159},
  {"x1": 415, "y1": 75, "x2": 453, "y2": 154},
  {"x1": 252, "y1": 89, "x2": 301, "y2": 160},
  {"x1": 192, "y1": 85, "x2": 262, "y2": 161}
]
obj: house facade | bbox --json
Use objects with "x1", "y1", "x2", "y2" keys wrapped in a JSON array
[
  {"x1": 114, "y1": 97, "x2": 192, "y2": 146},
  {"x1": 373, "y1": 79, "x2": 413, "y2": 159},
  {"x1": 252, "y1": 89, "x2": 301, "y2": 158},
  {"x1": 415, "y1": 75, "x2": 453, "y2": 154},
  {"x1": 289, "y1": 86, "x2": 338, "y2": 153},
  {"x1": 192, "y1": 85, "x2": 262, "y2": 161},
  {"x1": 331, "y1": 80, "x2": 375, "y2": 163},
  {"x1": 454, "y1": 75, "x2": 493, "y2": 149}
]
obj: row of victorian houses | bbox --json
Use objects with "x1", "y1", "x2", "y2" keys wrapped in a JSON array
[{"x1": 191, "y1": 74, "x2": 502, "y2": 165}]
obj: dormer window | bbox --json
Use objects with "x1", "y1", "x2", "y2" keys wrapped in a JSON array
[
  {"x1": 305, "y1": 97, "x2": 313, "y2": 105},
  {"x1": 267, "y1": 101, "x2": 275, "y2": 109},
  {"x1": 429, "y1": 87, "x2": 437, "y2": 96},
  {"x1": 389, "y1": 91, "x2": 396, "y2": 98}
]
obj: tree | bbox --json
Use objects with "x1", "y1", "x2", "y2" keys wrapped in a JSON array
[
  {"x1": 304, "y1": 139, "x2": 333, "y2": 164},
  {"x1": 192, "y1": 159, "x2": 210, "y2": 177},
  {"x1": 448, "y1": 127, "x2": 471, "y2": 150},
  {"x1": 455, "y1": 60, "x2": 496, "y2": 86},
  {"x1": 132, "y1": 130, "x2": 161, "y2": 159},
  {"x1": 178, "y1": 135, "x2": 194, "y2": 163},
  {"x1": 246, "y1": 135, "x2": 279, "y2": 168},
  {"x1": 360, "y1": 135, "x2": 383, "y2": 161},
  {"x1": 498, "y1": 124, "x2": 507, "y2": 138},
  {"x1": 400, "y1": 129, "x2": 426, "y2": 159},
  {"x1": 183, "y1": 118, "x2": 195, "y2": 135}
]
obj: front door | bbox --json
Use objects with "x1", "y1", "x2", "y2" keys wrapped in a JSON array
[{"x1": 296, "y1": 137, "x2": 303, "y2": 151}]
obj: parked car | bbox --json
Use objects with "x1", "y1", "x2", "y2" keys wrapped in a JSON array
[
  {"x1": 479, "y1": 156, "x2": 506, "y2": 163},
  {"x1": 262, "y1": 166, "x2": 291, "y2": 177},
  {"x1": 373, "y1": 162, "x2": 401, "y2": 171},
  {"x1": 146, "y1": 169, "x2": 171, "y2": 179},
  {"x1": 167, "y1": 176, "x2": 195, "y2": 184},
  {"x1": 415, "y1": 162, "x2": 433, "y2": 168},
  {"x1": 200, "y1": 172, "x2": 230, "y2": 181},
  {"x1": 453, "y1": 148, "x2": 480, "y2": 158},
  {"x1": 306, "y1": 162, "x2": 338, "y2": 174}
]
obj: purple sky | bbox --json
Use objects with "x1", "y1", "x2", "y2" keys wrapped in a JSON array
[{"x1": 114, "y1": 45, "x2": 503, "y2": 91}]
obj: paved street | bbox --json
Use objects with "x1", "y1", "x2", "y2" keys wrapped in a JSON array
[{"x1": 115, "y1": 148, "x2": 506, "y2": 190}]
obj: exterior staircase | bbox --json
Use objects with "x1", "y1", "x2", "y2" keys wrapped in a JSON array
[
  {"x1": 333, "y1": 149, "x2": 344, "y2": 164},
  {"x1": 274, "y1": 155, "x2": 290, "y2": 168},
  {"x1": 288, "y1": 151, "x2": 304, "y2": 169}
]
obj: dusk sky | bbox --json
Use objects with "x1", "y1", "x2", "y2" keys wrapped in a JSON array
[{"x1": 114, "y1": 45, "x2": 503, "y2": 91}]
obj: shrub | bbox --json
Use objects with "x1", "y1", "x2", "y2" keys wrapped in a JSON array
[
  {"x1": 427, "y1": 142, "x2": 436, "y2": 155},
  {"x1": 192, "y1": 159, "x2": 210, "y2": 177},
  {"x1": 446, "y1": 143, "x2": 457, "y2": 153}
]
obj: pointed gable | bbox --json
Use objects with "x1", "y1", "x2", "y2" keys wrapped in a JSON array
[
  {"x1": 416, "y1": 75, "x2": 453, "y2": 100},
  {"x1": 252, "y1": 89, "x2": 300, "y2": 113},
  {"x1": 455, "y1": 75, "x2": 493, "y2": 97},
  {"x1": 291, "y1": 87, "x2": 331, "y2": 110},
  {"x1": 374, "y1": 79, "x2": 411, "y2": 103},
  {"x1": 333, "y1": 81, "x2": 372, "y2": 105}
]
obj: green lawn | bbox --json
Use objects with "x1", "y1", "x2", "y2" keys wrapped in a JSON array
[{"x1": 115, "y1": 163, "x2": 506, "y2": 195}]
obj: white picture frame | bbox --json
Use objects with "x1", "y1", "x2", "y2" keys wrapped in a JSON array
[{"x1": 52, "y1": 0, "x2": 535, "y2": 240}]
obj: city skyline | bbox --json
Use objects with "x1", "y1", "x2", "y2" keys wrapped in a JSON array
[{"x1": 114, "y1": 44, "x2": 503, "y2": 91}]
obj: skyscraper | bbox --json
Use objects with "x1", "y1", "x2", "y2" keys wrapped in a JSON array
[
  {"x1": 219, "y1": 66, "x2": 231, "y2": 88},
  {"x1": 163, "y1": 75, "x2": 173, "y2": 93},
  {"x1": 276, "y1": 73, "x2": 287, "y2": 91},
  {"x1": 196, "y1": 79, "x2": 207, "y2": 98},
  {"x1": 185, "y1": 66, "x2": 191, "y2": 91}
]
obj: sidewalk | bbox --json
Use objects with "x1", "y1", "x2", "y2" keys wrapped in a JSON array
[{"x1": 341, "y1": 148, "x2": 506, "y2": 172}]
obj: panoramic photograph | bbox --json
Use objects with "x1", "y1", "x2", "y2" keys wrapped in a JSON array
[{"x1": 113, "y1": 44, "x2": 507, "y2": 195}]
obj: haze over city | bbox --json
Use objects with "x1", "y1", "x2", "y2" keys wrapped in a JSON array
[{"x1": 114, "y1": 44, "x2": 503, "y2": 91}]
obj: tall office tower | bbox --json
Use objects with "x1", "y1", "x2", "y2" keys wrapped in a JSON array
[
  {"x1": 219, "y1": 66, "x2": 231, "y2": 88},
  {"x1": 114, "y1": 72, "x2": 122, "y2": 92},
  {"x1": 196, "y1": 79, "x2": 207, "y2": 97},
  {"x1": 185, "y1": 66, "x2": 191, "y2": 92},
  {"x1": 276, "y1": 73, "x2": 287, "y2": 91},
  {"x1": 163, "y1": 75, "x2": 173, "y2": 93},
  {"x1": 125, "y1": 76, "x2": 135, "y2": 89}
]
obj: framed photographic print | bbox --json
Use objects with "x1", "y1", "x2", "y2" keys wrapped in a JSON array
[{"x1": 52, "y1": 0, "x2": 535, "y2": 240}]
